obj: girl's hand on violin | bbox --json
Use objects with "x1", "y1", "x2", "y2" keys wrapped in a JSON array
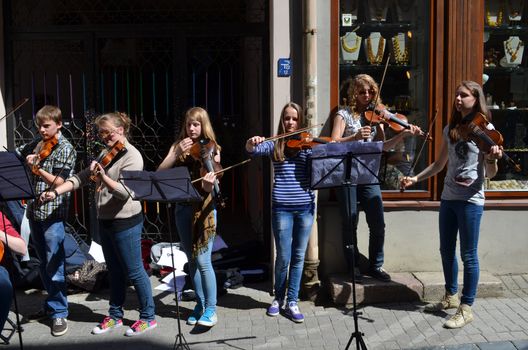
[
  {"x1": 201, "y1": 172, "x2": 217, "y2": 193},
  {"x1": 246, "y1": 136, "x2": 265, "y2": 152},
  {"x1": 355, "y1": 126, "x2": 371, "y2": 140},
  {"x1": 90, "y1": 161, "x2": 105, "y2": 178},
  {"x1": 487, "y1": 145, "x2": 502, "y2": 160},
  {"x1": 406, "y1": 124, "x2": 423, "y2": 136},
  {"x1": 400, "y1": 175, "x2": 417, "y2": 190},
  {"x1": 176, "y1": 137, "x2": 193, "y2": 156}
]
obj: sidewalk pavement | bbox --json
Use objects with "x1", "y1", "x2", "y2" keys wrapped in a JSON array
[{"x1": 1, "y1": 273, "x2": 527, "y2": 350}]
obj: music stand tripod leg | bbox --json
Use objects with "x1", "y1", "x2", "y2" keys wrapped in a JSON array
[
  {"x1": 165, "y1": 203, "x2": 190, "y2": 350},
  {"x1": 344, "y1": 243, "x2": 367, "y2": 350}
]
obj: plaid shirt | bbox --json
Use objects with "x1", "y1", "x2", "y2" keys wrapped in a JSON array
[{"x1": 18, "y1": 132, "x2": 76, "y2": 221}]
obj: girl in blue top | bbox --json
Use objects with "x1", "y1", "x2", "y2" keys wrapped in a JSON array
[
  {"x1": 401, "y1": 81, "x2": 502, "y2": 329},
  {"x1": 245, "y1": 102, "x2": 314, "y2": 323}
]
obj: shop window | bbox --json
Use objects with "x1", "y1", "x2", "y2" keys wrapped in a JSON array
[
  {"x1": 338, "y1": 0, "x2": 431, "y2": 193},
  {"x1": 483, "y1": 0, "x2": 528, "y2": 193}
]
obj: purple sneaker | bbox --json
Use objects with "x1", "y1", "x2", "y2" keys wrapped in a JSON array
[
  {"x1": 266, "y1": 299, "x2": 283, "y2": 317},
  {"x1": 285, "y1": 301, "x2": 304, "y2": 323}
]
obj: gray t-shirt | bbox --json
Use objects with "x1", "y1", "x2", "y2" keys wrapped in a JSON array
[{"x1": 441, "y1": 125, "x2": 486, "y2": 205}]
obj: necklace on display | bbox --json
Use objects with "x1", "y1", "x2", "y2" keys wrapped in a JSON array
[
  {"x1": 392, "y1": 36, "x2": 409, "y2": 64},
  {"x1": 341, "y1": 34, "x2": 360, "y2": 53},
  {"x1": 486, "y1": 0, "x2": 504, "y2": 26},
  {"x1": 505, "y1": 37, "x2": 524, "y2": 62},
  {"x1": 367, "y1": 36, "x2": 385, "y2": 64}
]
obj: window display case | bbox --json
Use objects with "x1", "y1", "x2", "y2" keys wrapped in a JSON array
[
  {"x1": 338, "y1": 0, "x2": 431, "y2": 192},
  {"x1": 483, "y1": 0, "x2": 528, "y2": 193}
]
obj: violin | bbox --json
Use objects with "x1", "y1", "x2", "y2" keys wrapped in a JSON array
[
  {"x1": 285, "y1": 132, "x2": 332, "y2": 150},
  {"x1": 363, "y1": 104, "x2": 432, "y2": 141},
  {"x1": 32, "y1": 136, "x2": 59, "y2": 175},
  {"x1": 458, "y1": 112, "x2": 521, "y2": 172},
  {"x1": 189, "y1": 139, "x2": 226, "y2": 208},
  {"x1": 90, "y1": 140, "x2": 127, "y2": 182}
]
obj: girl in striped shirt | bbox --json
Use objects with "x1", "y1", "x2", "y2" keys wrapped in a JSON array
[{"x1": 245, "y1": 102, "x2": 314, "y2": 323}]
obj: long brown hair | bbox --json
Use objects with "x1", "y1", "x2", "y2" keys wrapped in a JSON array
[
  {"x1": 273, "y1": 102, "x2": 304, "y2": 162},
  {"x1": 175, "y1": 107, "x2": 221, "y2": 152},
  {"x1": 340, "y1": 74, "x2": 381, "y2": 120},
  {"x1": 448, "y1": 80, "x2": 489, "y2": 143}
]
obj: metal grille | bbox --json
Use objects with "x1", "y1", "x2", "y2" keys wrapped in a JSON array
[
  {"x1": 6, "y1": 1, "x2": 268, "y2": 244},
  {"x1": 12, "y1": 0, "x2": 266, "y2": 26}
]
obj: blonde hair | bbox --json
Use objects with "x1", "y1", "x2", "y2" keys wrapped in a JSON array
[
  {"x1": 36, "y1": 105, "x2": 62, "y2": 126},
  {"x1": 448, "y1": 81, "x2": 490, "y2": 143},
  {"x1": 95, "y1": 112, "x2": 132, "y2": 137},
  {"x1": 273, "y1": 102, "x2": 304, "y2": 162},
  {"x1": 176, "y1": 107, "x2": 221, "y2": 152},
  {"x1": 340, "y1": 74, "x2": 381, "y2": 120}
]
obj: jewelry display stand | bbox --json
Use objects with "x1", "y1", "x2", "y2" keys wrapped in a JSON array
[
  {"x1": 365, "y1": 32, "x2": 385, "y2": 65},
  {"x1": 394, "y1": 0, "x2": 415, "y2": 22},
  {"x1": 507, "y1": 0, "x2": 524, "y2": 21},
  {"x1": 391, "y1": 33, "x2": 410, "y2": 65},
  {"x1": 341, "y1": 32, "x2": 362, "y2": 62},
  {"x1": 503, "y1": 36, "x2": 524, "y2": 65},
  {"x1": 367, "y1": 0, "x2": 389, "y2": 22},
  {"x1": 486, "y1": 0, "x2": 505, "y2": 26}
]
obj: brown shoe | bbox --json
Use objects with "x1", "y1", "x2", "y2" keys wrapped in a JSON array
[
  {"x1": 443, "y1": 304, "x2": 473, "y2": 329},
  {"x1": 424, "y1": 293, "x2": 460, "y2": 312}
]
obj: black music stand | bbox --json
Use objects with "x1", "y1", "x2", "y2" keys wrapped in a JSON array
[
  {"x1": 0, "y1": 151, "x2": 35, "y2": 350},
  {"x1": 119, "y1": 167, "x2": 202, "y2": 350},
  {"x1": 310, "y1": 141, "x2": 383, "y2": 350}
]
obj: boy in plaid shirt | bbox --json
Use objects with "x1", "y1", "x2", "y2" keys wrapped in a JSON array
[{"x1": 17, "y1": 105, "x2": 76, "y2": 336}]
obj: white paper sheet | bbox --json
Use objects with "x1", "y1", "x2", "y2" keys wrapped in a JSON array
[
  {"x1": 156, "y1": 246, "x2": 188, "y2": 269},
  {"x1": 88, "y1": 241, "x2": 105, "y2": 263}
]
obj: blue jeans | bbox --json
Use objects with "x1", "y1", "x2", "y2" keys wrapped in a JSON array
[
  {"x1": 99, "y1": 221, "x2": 155, "y2": 321},
  {"x1": 30, "y1": 218, "x2": 68, "y2": 318},
  {"x1": 337, "y1": 184, "x2": 385, "y2": 271},
  {"x1": 272, "y1": 206, "x2": 314, "y2": 303},
  {"x1": 439, "y1": 200, "x2": 483, "y2": 306},
  {"x1": 0, "y1": 267, "x2": 13, "y2": 330},
  {"x1": 175, "y1": 204, "x2": 217, "y2": 312}
]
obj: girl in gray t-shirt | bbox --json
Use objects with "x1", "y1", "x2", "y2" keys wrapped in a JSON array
[{"x1": 401, "y1": 80, "x2": 502, "y2": 329}]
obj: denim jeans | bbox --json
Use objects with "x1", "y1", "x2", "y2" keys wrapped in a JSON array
[
  {"x1": 271, "y1": 206, "x2": 314, "y2": 303},
  {"x1": 337, "y1": 184, "x2": 385, "y2": 270},
  {"x1": 175, "y1": 204, "x2": 217, "y2": 312},
  {"x1": 439, "y1": 200, "x2": 483, "y2": 306},
  {"x1": 99, "y1": 220, "x2": 155, "y2": 321},
  {"x1": 30, "y1": 218, "x2": 68, "y2": 318},
  {"x1": 0, "y1": 266, "x2": 13, "y2": 330}
]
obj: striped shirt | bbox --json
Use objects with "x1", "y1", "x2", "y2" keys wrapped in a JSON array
[
  {"x1": 249, "y1": 140, "x2": 314, "y2": 208},
  {"x1": 17, "y1": 132, "x2": 76, "y2": 221}
]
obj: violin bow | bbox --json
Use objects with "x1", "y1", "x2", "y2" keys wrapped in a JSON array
[
  {"x1": 264, "y1": 123, "x2": 323, "y2": 142},
  {"x1": 0, "y1": 98, "x2": 30, "y2": 123},
  {"x1": 369, "y1": 53, "x2": 391, "y2": 128},
  {"x1": 191, "y1": 159, "x2": 252, "y2": 184},
  {"x1": 400, "y1": 109, "x2": 439, "y2": 192}
]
